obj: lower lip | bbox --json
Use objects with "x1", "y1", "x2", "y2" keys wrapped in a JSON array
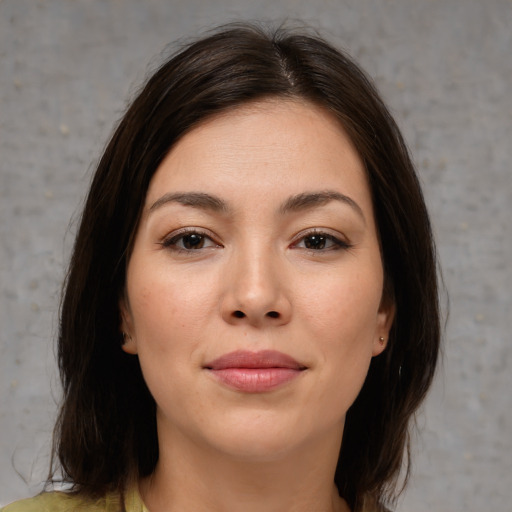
[{"x1": 208, "y1": 368, "x2": 303, "y2": 393}]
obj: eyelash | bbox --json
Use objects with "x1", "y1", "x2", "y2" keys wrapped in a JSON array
[
  {"x1": 291, "y1": 230, "x2": 353, "y2": 252},
  {"x1": 161, "y1": 228, "x2": 352, "y2": 254},
  {"x1": 161, "y1": 228, "x2": 221, "y2": 252}
]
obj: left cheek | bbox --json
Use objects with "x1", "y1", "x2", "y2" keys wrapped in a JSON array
[
  {"x1": 301, "y1": 277, "x2": 381, "y2": 368},
  {"x1": 321, "y1": 313, "x2": 376, "y2": 404},
  {"x1": 304, "y1": 280, "x2": 380, "y2": 335}
]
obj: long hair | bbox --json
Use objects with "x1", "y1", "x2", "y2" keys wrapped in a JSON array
[{"x1": 52, "y1": 23, "x2": 440, "y2": 511}]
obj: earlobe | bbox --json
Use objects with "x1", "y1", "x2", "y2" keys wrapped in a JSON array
[
  {"x1": 372, "y1": 335, "x2": 387, "y2": 356},
  {"x1": 119, "y1": 298, "x2": 138, "y2": 354},
  {"x1": 121, "y1": 331, "x2": 138, "y2": 354},
  {"x1": 372, "y1": 300, "x2": 395, "y2": 357}
]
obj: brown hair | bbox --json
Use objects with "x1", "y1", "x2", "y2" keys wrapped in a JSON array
[{"x1": 52, "y1": 23, "x2": 440, "y2": 511}]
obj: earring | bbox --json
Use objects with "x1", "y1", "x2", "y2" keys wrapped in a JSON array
[{"x1": 379, "y1": 336, "x2": 385, "y2": 345}]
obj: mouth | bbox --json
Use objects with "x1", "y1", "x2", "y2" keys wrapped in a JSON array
[{"x1": 203, "y1": 350, "x2": 307, "y2": 393}]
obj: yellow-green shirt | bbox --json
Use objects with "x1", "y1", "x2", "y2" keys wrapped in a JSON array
[
  {"x1": 1, "y1": 486, "x2": 148, "y2": 512},
  {"x1": 2, "y1": 488, "x2": 388, "y2": 512}
]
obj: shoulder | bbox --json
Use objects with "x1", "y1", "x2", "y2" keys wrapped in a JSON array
[
  {"x1": 1, "y1": 486, "x2": 145, "y2": 512},
  {"x1": 1, "y1": 492, "x2": 86, "y2": 512}
]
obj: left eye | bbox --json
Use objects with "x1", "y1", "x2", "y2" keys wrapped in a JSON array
[
  {"x1": 293, "y1": 232, "x2": 350, "y2": 251},
  {"x1": 163, "y1": 231, "x2": 218, "y2": 251}
]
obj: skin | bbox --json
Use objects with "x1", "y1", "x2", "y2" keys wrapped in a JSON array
[{"x1": 121, "y1": 99, "x2": 394, "y2": 512}]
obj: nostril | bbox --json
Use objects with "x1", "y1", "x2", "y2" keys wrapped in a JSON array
[
  {"x1": 266, "y1": 311, "x2": 280, "y2": 319},
  {"x1": 233, "y1": 310, "x2": 246, "y2": 318}
]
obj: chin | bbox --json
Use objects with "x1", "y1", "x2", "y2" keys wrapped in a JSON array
[{"x1": 196, "y1": 409, "x2": 336, "y2": 463}]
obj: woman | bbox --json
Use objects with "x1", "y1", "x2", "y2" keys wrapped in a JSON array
[{"x1": 3, "y1": 23, "x2": 440, "y2": 512}]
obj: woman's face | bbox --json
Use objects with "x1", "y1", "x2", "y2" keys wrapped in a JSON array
[{"x1": 121, "y1": 100, "x2": 394, "y2": 460}]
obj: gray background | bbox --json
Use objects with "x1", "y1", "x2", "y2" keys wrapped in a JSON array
[{"x1": 1, "y1": 0, "x2": 511, "y2": 510}]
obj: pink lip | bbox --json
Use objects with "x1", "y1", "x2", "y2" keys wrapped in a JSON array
[{"x1": 204, "y1": 350, "x2": 307, "y2": 393}]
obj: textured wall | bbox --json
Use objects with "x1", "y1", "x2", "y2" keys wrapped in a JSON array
[{"x1": 1, "y1": 1, "x2": 510, "y2": 510}]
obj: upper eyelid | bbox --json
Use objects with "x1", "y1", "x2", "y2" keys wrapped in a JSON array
[
  {"x1": 161, "y1": 227, "x2": 219, "y2": 246},
  {"x1": 163, "y1": 226, "x2": 215, "y2": 238},
  {"x1": 291, "y1": 227, "x2": 349, "y2": 241}
]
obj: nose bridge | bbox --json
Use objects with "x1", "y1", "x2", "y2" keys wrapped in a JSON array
[
  {"x1": 223, "y1": 235, "x2": 290, "y2": 325},
  {"x1": 239, "y1": 243, "x2": 276, "y2": 302}
]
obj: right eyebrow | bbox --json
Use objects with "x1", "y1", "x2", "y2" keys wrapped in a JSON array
[{"x1": 148, "y1": 192, "x2": 229, "y2": 213}]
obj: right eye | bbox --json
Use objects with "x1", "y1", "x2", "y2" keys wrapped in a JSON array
[{"x1": 162, "y1": 229, "x2": 220, "y2": 252}]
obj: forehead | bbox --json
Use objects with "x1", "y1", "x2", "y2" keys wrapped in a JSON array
[{"x1": 145, "y1": 99, "x2": 372, "y2": 216}]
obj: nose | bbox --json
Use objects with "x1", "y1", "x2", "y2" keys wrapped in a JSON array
[{"x1": 221, "y1": 247, "x2": 292, "y2": 327}]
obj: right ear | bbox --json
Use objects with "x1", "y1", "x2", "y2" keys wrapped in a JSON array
[{"x1": 119, "y1": 297, "x2": 138, "y2": 355}]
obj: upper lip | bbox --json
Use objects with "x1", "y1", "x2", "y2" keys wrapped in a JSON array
[{"x1": 204, "y1": 350, "x2": 307, "y2": 370}]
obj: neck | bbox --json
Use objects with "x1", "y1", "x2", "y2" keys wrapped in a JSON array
[{"x1": 140, "y1": 421, "x2": 349, "y2": 512}]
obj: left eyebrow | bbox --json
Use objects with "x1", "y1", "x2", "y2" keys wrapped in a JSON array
[{"x1": 279, "y1": 190, "x2": 366, "y2": 223}]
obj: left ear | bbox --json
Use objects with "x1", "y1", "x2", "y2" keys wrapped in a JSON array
[{"x1": 372, "y1": 298, "x2": 395, "y2": 357}]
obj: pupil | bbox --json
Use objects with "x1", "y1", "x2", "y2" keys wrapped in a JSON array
[
  {"x1": 305, "y1": 235, "x2": 326, "y2": 250},
  {"x1": 183, "y1": 234, "x2": 203, "y2": 249}
]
